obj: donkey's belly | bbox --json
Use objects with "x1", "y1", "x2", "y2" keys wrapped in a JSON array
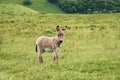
[{"x1": 44, "y1": 48, "x2": 53, "y2": 52}]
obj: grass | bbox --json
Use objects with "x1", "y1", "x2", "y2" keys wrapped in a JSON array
[
  {"x1": 0, "y1": 0, "x2": 64, "y2": 13},
  {"x1": 0, "y1": 4, "x2": 120, "y2": 80}
]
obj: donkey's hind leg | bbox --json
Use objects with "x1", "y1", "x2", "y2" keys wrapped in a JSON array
[
  {"x1": 38, "y1": 49, "x2": 44, "y2": 63},
  {"x1": 38, "y1": 54, "x2": 43, "y2": 63}
]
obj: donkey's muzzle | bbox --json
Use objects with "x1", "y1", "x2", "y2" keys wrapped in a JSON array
[{"x1": 60, "y1": 41, "x2": 63, "y2": 43}]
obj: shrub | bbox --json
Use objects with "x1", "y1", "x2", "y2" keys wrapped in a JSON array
[
  {"x1": 0, "y1": 30, "x2": 3, "y2": 51},
  {"x1": 47, "y1": 0, "x2": 59, "y2": 4},
  {"x1": 0, "y1": 36, "x2": 2, "y2": 51},
  {"x1": 59, "y1": 1, "x2": 77, "y2": 13},
  {"x1": 42, "y1": 28, "x2": 56, "y2": 36},
  {"x1": 23, "y1": 0, "x2": 32, "y2": 5},
  {"x1": 47, "y1": 0, "x2": 120, "y2": 13}
]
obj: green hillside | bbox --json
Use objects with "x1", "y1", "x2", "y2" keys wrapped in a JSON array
[
  {"x1": 0, "y1": 0, "x2": 64, "y2": 13},
  {"x1": 0, "y1": 4, "x2": 39, "y2": 15},
  {"x1": 0, "y1": 3, "x2": 120, "y2": 80}
]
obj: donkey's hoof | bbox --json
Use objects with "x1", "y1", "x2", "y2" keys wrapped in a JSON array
[
  {"x1": 39, "y1": 60, "x2": 43, "y2": 63},
  {"x1": 39, "y1": 61, "x2": 43, "y2": 64}
]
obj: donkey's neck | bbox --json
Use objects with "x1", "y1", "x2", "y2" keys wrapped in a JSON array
[{"x1": 53, "y1": 37, "x2": 62, "y2": 47}]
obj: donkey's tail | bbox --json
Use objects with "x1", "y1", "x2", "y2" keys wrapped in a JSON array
[{"x1": 35, "y1": 44, "x2": 37, "y2": 52}]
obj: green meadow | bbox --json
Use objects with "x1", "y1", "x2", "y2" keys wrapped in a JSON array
[
  {"x1": 0, "y1": 0, "x2": 64, "y2": 13},
  {"x1": 0, "y1": 4, "x2": 120, "y2": 80}
]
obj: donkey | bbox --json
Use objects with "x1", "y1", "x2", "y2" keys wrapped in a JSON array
[{"x1": 35, "y1": 25, "x2": 67, "y2": 63}]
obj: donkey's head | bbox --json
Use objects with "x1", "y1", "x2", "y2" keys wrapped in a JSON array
[{"x1": 56, "y1": 25, "x2": 67, "y2": 43}]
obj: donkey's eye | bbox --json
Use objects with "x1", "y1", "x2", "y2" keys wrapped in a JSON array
[{"x1": 58, "y1": 34, "x2": 60, "y2": 36}]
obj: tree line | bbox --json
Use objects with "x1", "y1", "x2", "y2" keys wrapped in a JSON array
[{"x1": 47, "y1": 0, "x2": 120, "y2": 13}]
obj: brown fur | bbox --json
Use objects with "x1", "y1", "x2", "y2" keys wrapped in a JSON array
[{"x1": 35, "y1": 25, "x2": 67, "y2": 63}]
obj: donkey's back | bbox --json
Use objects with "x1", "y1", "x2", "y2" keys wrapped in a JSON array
[{"x1": 36, "y1": 36, "x2": 54, "y2": 52}]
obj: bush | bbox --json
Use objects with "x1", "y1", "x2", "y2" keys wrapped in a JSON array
[
  {"x1": 0, "y1": 36, "x2": 2, "y2": 51},
  {"x1": 0, "y1": 30, "x2": 3, "y2": 51},
  {"x1": 42, "y1": 28, "x2": 56, "y2": 36},
  {"x1": 47, "y1": 0, "x2": 59, "y2": 4},
  {"x1": 23, "y1": 0, "x2": 32, "y2": 5},
  {"x1": 59, "y1": 1, "x2": 77, "y2": 13},
  {"x1": 47, "y1": 0, "x2": 120, "y2": 13}
]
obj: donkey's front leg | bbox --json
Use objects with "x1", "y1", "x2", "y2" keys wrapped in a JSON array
[{"x1": 53, "y1": 50, "x2": 58, "y2": 63}]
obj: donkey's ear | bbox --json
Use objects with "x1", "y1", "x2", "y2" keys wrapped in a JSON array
[
  {"x1": 65, "y1": 26, "x2": 67, "y2": 29},
  {"x1": 62, "y1": 26, "x2": 67, "y2": 31},
  {"x1": 56, "y1": 25, "x2": 60, "y2": 31}
]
